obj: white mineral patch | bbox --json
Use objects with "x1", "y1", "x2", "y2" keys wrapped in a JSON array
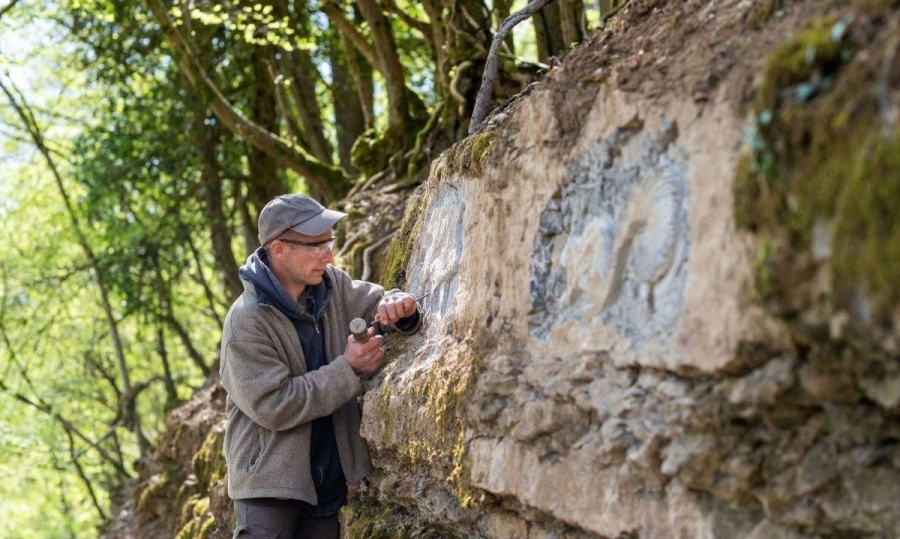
[{"x1": 405, "y1": 185, "x2": 465, "y2": 329}]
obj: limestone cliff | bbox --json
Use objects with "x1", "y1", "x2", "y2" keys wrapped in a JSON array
[
  {"x1": 104, "y1": 0, "x2": 900, "y2": 537},
  {"x1": 350, "y1": 1, "x2": 900, "y2": 536}
]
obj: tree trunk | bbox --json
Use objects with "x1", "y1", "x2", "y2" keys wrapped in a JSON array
[
  {"x1": 235, "y1": 182, "x2": 259, "y2": 254},
  {"x1": 494, "y1": 0, "x2": 516, "y2": 55},
  {"x1": 330, "y1": 30, "x2": 366, "y2": 174},
  {"x1": 356, "y1": 0, "x2": 410, "y2": 131},
  {"x1": 284, "y1": 51, "x2": 334, "y2": 164},
  {"x1": 534, "y1": 2, "x2": 566, "y2": 62},
  {"x1": 190, "y1": 92, "x2": 243, "y2": 302},
  {"x1": 277, "y1": 0, "x2": 334, "y2": 164},
  {"x1": 344, "y1": 7, "x2": 376, "y2": 129},
  {"x1": 422, "y1": 0, "x2": 493, "y2": 138},
  {"x1": 322, "y1": 1, "x2": 380, "y2": 69},
  {"x1": 247, "y1": 44, "x2": 288, "y2": 207},
  {"x1": 559, "y1": 0, "x2": 585, "y2": 49}
]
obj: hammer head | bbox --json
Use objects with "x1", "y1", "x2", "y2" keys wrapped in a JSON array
[{"x1": 349, "y1": 318, "x2": 370, "y2": 343}]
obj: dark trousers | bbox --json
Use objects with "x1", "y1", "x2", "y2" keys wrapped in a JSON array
[{"x1": 232, "y1": 500, "x2": 340, "y2": 539}]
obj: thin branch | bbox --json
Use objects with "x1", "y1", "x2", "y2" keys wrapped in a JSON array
[
  {"x1": 0, "y1": 124, "x2": 70, "y2": 159},
  {"x1": 50, "y1": 452, "x2": 80, "y2": 537},
  {"x1": 265, "y1": 59, "x2": 306, "y2": 146},
  {"x1": 0, "y1": 379, "x2": 131, "y2": 477},
  {"x1": 0, "y1": 265, "x2": 42, "y2": 395},
  {"x1": 470, "y1": 0, "x2": 558, "y2": 134},
  {"x1": 63, "y1": 428, "x2": 108, "y2": 520},
  {"x1": 499, "y1": 49, "x2": 550, "y2": 70},
  {"x1": 186, "y1": 235, "x2": 225, "y2": 327},
  {"x1": 72, "y1": 421, "x2": 122, "y2": 460},
  {"x1": 0, "y1": 0, "x2": 21, "y2": 20},
  {"x1": 164, "y1": 313, "x2": 210, "y2": 377}
]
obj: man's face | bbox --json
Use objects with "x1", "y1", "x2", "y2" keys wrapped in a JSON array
[{"x1": 269, "y1": 229, "x2": 335, "y2": 289}]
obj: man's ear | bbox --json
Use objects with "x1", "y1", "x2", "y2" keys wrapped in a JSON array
[{"x1": 268, "y1": 241, "x2": 285, "y2": 260}]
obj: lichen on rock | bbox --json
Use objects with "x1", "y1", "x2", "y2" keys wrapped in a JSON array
[{"x1": 734, "y1": 11, "x2": 900, "y2": 325}]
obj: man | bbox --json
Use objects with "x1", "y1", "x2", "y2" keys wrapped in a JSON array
[{"x1": 219, "y1": 194, "x2": 420, "y2": 538}]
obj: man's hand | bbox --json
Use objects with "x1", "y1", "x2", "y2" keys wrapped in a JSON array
[
  {"x1": 376, "y1": 293, "x2": 417, "y2": 326},
  {"x1": 344, "y1": 328, "x2": 385, "y2": 375}
]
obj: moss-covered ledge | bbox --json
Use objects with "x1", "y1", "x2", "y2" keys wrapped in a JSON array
[{"x1": 734, "y1": 9, "x2": 900, "y2": 329}]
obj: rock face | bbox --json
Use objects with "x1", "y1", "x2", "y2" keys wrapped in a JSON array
[{"x1": 352, "y1": 1, "x2": 900, "y2": 537}]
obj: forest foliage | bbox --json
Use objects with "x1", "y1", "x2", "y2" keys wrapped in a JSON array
[{"x1": 0, "y1": 0, "x2": 614, "y2": 536}]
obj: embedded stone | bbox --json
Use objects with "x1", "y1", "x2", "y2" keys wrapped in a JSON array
[
  {"x1": 799, "y1": 364, "x2": 860, "y2": 403},
  {"x1": 727, "y1": 356, "x2": 797, "y2": 406}
]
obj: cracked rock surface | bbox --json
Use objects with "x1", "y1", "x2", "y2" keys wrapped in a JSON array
[{"x1": 353, "y1": 1, "x2": 900, "y2": 537}]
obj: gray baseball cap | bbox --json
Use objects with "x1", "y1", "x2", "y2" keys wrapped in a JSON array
[{"x1": 257, "y1": 194, "x2": 347, "y2": 245}]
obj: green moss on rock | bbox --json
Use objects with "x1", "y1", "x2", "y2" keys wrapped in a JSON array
[
  {"x1": 135, "y1": 475, "x2": 168, "y2": 514},
  {"x1": 384, "y1": 189, "x2": 430, "y2": 289},
  {"x1": 192, "y1": 496, "x2": 210, "y2": 518},
  {"x1": 351, "y1": 123, "x2": 420, "y2": 180},
  {"x1": 382, "y1": 131, "x2": 493, "y2": 290},
  {"x1": 191, "y1": 429, "x2": 226, "y2": 493},
  {"x1": 135, "y1": 463, "x2": 184, "y2": 515},
  {"x1": 755, "y1": 18, "x2": 847, "y2": 109},
  {"x1": 744, "y1": 0, "x2": 782, "y2": 30},
  {"x1": 351, "y1": 128, "x2": 392, "y2": 179},
  {"x1": 344, "y1": 505, "x2": 405, "y2": 539},
  {"x1": 179, "y1": 494, "x2": 202, "y2": 529},
  {"x1": 441, "y1": 131, "x2": 495, "y2": 179},
  {"x1": 343, "y1": 501, "x2": 453, "y2": 539},
  {"x1": 734, "y1": 13, "x2": 900, "y2": 320},
  {"x1": 175, "y1": 495, "x2": 215, "y2": 539}
]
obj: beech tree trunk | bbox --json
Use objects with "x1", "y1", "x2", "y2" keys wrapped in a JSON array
[
  {"x1": 330, "y1": 31, "x2": 367, "y2": 174},
  {"x1": 535, "y1": 2, "x2": 566, "y2": 62},
  {"x1": 421, "y1": 0, "x2": 492, "y2": 138},
  {"x1": 247, "y1": 45, "x2": 289, "y2": 209},
  {"x1": 559, "y1": 0, "x2": 585, "y2": 48},
  {"x1": 356, "y1": 0, "x2": 411, "y2": 131},
  {"x1": 277, "y1": 0, "x2": 334, "y2": 164}
]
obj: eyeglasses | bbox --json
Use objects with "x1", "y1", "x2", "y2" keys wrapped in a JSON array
[{"x1": 277, "y1": 238, "x2": 335, "y2": 258}]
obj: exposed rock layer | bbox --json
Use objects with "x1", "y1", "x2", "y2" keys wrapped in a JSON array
[{"x1": 356, "y1": 1, "x2": 900, "y2": 537}]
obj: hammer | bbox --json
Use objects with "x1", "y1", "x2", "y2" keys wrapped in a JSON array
[
  {"x1": 349, "y1": 293, "x2": 429, "y2": 343},
  {"x1": 349, "y1": 318, "x2": 382, "y2": 344}
]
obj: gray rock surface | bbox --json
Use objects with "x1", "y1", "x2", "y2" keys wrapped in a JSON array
[{"x1": 351, "y1": 2, "x2": 900, "y2": 537}]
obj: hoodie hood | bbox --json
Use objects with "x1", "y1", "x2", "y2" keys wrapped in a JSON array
[{"x1": 238, "y1": 247, "x2": 332, "y2": 321}]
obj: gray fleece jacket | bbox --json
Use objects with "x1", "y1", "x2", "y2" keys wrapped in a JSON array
[{"x1": 220, "y1": 264, "x2": 415, "y2": 503}]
